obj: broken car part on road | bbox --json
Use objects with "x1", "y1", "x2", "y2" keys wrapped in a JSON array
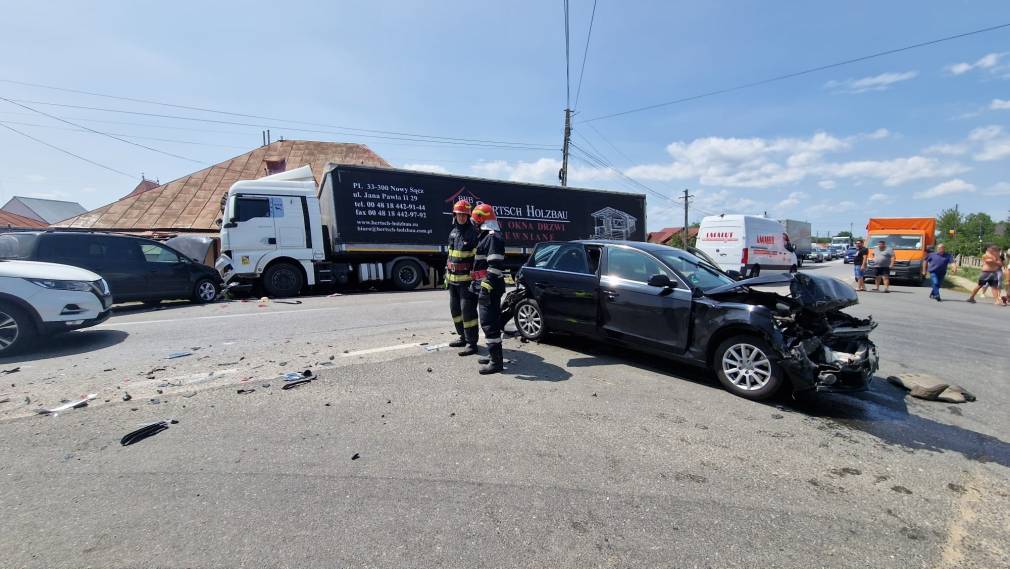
[{"x1": 120, "y1": 419, "x2": 178, "y2": 446}]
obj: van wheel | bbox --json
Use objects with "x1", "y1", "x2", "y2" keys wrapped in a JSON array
[
  {"x1": 391, "y1": 260, "x2": 422, "y2": 291},
  {"x1": 262, "y1": 263, "x2": 304, "y2": 298},
  {"x1": 191, "y1": 278, "x2": 220, "y2": 303},
  {"x1": 714, "y1": 336, "x2": 785, "y2": 401},
  {"x1": 789, "y1": 264, "x2": 797, "y2": 274},
  {"x1": 514, "y1": 299, "x2": 545, "y2": 341},
  {"x1": 750, "y1": 265, "x2": 761, "y2": 277},
  {"x1": 0, "y1": 302, "x2": 35, "y2": 356}
]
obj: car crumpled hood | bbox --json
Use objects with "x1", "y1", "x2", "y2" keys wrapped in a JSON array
[{"x1": 706, "y1": 272, "x2": 858, "y2": 314}]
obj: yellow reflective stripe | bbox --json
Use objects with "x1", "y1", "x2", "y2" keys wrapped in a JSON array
[
  {"x1": 481, "y1": 281, "x2": 492, "y2": 291},
  {"x1": 463, "y1": 319, "x2": 479, "y2": 328},
  {"x1": 446, "y1": 273, "x2": 472, "y2": 282},
  {"x1": 452, "y1": 315, "x2": 464, "y2": 323},
  {"x1": 449, "y1": 249, "x2": 475, "y2": 259}
]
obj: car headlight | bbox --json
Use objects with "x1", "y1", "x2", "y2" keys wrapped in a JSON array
[
  {"x1": 25, "y1": 278, "x2": 93, "y2": 292},
  {"x1": 96, "y1": 279, "x2": 110, "y2": 295}
]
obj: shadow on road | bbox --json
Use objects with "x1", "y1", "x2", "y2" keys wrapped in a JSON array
[
  {"x1": 0, "y1": 329, "x2": 129, "y2": 364},
  {"x1": 506, "y1": 346, "x2": 573, "y2": 382}
]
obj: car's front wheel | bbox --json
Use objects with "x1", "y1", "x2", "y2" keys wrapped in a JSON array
[
  {"x1": 0, "y1": 302, "x2": 35, "y2": 356},
  {"x1": 714, "y1": 336, "x2": 785, "y2": 401},
  {"x1": 191, "y1": 278, "x2": 220, "y2": 303},
  {"x1": 513, "y1": 298, "x2": 545, "y2": 341}
]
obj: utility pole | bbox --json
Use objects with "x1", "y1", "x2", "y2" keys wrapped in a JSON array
[
  {"x1": 560, "y1": 108, "x2": 572, "y2": 186},
  {"x1": 682, "y1": 188, "x2": 694, "y2": 249}
]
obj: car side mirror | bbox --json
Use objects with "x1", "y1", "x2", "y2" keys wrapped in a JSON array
[
  {"x1": 647, "y1": 274, "x2": 672, "y2": 288},
  {"x1": 725, "y1": 270, "x2": 743, "y2": 280}
]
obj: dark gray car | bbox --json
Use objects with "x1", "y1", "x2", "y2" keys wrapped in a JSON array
[{"x1": 505, "y1": 240, "x2": 878, "y2": 401}]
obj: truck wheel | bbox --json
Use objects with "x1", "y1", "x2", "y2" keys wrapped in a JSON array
[
  {"x1": 391, "y1": 260, "x2": 422, "y2": 291},
  {"x1": 0, "y1": 302, "x2": 35, "y2": 356},
  {"x1": 713, "y1": 336, "x2": 784, "y2": 401},
  {"x1": 789, "y1": 264, "x2": 797, "y2": 274},
  {"x1": 262, "y1": 263, "x2": 304, "y2": 298},
  {"x1": 513, "y1": 299, "x2": 545, "y2": 341},
  {"x1": 191, "y1": 278, "x2": 220, "y2": 304},
  {"x1": 749, "y1": 265, "x2": 761, "y2": 277}
]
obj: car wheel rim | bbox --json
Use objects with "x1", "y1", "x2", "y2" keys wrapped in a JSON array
[
  {"x1": 0, "y1": 311, "x2": 19, "y2": 351},
  {"x1": 399, "y1": 266, "x2": 417, "y2": 284},
  {"x1": 198, "y1": 282, "x2": 217, "y2": 301},
  {"x1": 516, "y1": 304, "x2": 541, "y2": 336},
  {"x1": 722, "y1": 343, "x2": 772, "y2": 391}
]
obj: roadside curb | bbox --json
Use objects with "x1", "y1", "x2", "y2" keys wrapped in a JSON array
[{"x1": 944, "y1": 274, "x2": 976, "y2": 294}]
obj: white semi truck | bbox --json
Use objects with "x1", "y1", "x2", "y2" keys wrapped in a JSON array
[{"x1": 215, "y1": 164, "x2": 647, "y2": 297}]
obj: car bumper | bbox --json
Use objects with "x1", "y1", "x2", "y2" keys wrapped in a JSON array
[
  {"x1": 775, "y1": 316, "x2": 879, "y2": 395},
  {"x1": 43, "y1": 308, "x2": 112, "y2": 334}
]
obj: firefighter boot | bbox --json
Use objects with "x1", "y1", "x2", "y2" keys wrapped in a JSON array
[
  {"x1": 458, "y1": 344, "x2": 479, "y2": 356},
  {"x1": 448, "y1": 338, "x2": 467, "y2": 348},
  {"x1": 478, "y1": 344, "x2": 503, "y2": 374}
]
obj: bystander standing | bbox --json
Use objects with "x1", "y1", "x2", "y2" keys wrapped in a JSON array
[
  {"x1": 872, "y1": 240, "x2": 893, "y2": 293},
  {"x1": 853, "y1": 239, "x2": 869, "y2": 292}
]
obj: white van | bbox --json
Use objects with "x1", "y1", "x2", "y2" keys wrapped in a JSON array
[{"x1": 696, "y1": 215, "x2": 797, "y2": 277}]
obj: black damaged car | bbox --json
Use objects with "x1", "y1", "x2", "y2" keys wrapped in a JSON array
[{"x1": 504, "y1": 240, "x2": 878, "y2": 401}]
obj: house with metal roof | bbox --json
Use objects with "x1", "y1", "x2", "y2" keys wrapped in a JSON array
[
  {"x1": 1, "y1": 196, "x2": 87, "y2": 224},
  {"x1": 0, "y1": 209, "x2": 48, "y2": 229},
  {"x1": 54, "y1": 140, "x2": 390, "y2": 233}
]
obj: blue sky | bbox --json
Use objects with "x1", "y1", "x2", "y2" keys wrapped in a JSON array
[{"x1": 1, "y1": 0, "x2": 1008, "y2": 234}]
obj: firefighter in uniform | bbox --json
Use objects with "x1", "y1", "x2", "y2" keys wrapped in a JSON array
[
  {"x1": 469, "y1": 203, "x2": 507, "y2": 374},
  {"x1": 446, "y1": 199, "x2": 480, "y2": 356}
]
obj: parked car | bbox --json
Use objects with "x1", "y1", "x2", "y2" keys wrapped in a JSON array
[
  {"x1": 0, "y1": 232, "x2": 222, "y2": 305},
  {"x1": 828, "y1": 245, "x2": 846, "y2": 260},
  {"x1": 0, "y1": 259, "x2": 112, "y2": 355},
  {"x1": 504, "y1": 240, "x2": 878, "y2": 401},
  {"x1": 843, "y1": 246, "x2": 858, "y2": 264},
  {"x1": 807, "y1": 249, "x2": 826, "y2": 263}
]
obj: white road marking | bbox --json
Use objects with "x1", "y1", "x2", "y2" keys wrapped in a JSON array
[
  {"x1": 97, "y1": 300, "x2": 438, "y2": 328},
  {"x1": 341, "y1": 343, "x2": 423, "y2": 357}
]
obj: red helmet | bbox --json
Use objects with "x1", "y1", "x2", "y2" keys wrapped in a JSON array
[
  {"x1": 471, "y1": 203, "x2": 496, "y2": 224},
  {"x1": 452, "y1": 199, "x2": 472, "y2": 215}
]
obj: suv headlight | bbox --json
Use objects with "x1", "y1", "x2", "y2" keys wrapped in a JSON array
[{"x1": 25, "y1": 278, "x2": 93, "y2": 292}]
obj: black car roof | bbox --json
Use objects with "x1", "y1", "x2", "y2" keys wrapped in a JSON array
[
  {"x1": 567, "y1": 240, "x2": 685, "y2": 254},
  {"x1": 8, "y1": 230, "x2": 149, "y2": 240}
]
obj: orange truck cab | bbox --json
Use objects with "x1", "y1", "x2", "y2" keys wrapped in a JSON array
[{"x1": 865, "y1": 217, "x2": 936, "y2": 284}]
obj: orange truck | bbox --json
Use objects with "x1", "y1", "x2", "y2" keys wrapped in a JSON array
[{"x1": 865, "y1": 217, "x2": 936, "y2": 284}]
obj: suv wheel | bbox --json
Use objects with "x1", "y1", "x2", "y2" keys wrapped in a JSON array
[
  {"x1": 0, "y1": 303, "x2": 35, "y2": 356},
  {"x1": 513, "y1": 299, "x2": 545, "y2": 341},
  {"x1": 714, "y1": 336, "x2": 784, "y2": 401},
  {"x1": 390, "y1": 260, "x2": 422, "y2": 291},
  {"x1": 262, "y1": 263, "x2": 304, "y2": 298},
  {"x1": 192, "y1": 278, "x2": 220, "y2": 303}
]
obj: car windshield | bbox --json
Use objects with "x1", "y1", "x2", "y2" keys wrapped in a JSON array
[
  {"x1": 870, "y1": 234, "x2": 922, "y2": 250},
  {"x1": 0, "y1": 234, "x2": 38, "y2": 260},
  {"x1": 653, "y1": 249, "x2": 736, "y2": 291}
]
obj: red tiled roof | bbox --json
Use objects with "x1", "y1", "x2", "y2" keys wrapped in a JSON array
[
  {"x1": 0, "y1": 210, "x2": 47, "y2": 228},
  {"x1": 124, "y1": 178, "x2": 160, "y2": 199},
  {"x1": 56, "y1": 140, "x2": 390, "y2": 231},
  {"x1": 647, "y1": 226, "x2": 699, "y2": 245}
]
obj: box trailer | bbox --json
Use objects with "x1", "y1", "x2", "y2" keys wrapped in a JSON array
[
  {"x1": 216, "y1": 164, "x2": 646, "y2": 296},
  {"x1": 780, "y1": 219, "x2": 812, "y2": 262}
]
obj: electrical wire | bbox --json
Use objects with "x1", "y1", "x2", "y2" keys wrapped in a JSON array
[
  {"x1": 0, "y1": 120, "x2": 134, "y2": 178},
  {"x1": 582, "y1": 22, "x2": 1010, "y2": 122},
  {"x1": 4, "y1": 98, "x2": 558, "y2": 151},
  {"x1": 0, "y1": 119, "x2": 247, "y2": 149},
  {"x1": 0, "y1": 97, "x2": 205, "y2": 164},
  {"x1": 573, "y1": 0, "x2": 598, "y2": 110},
  {"x1": 0, "y1": 78, "x2": 554, "y2": 148}
]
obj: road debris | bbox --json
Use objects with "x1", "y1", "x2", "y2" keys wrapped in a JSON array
[
  {"x1": 120, "y1": 419, "x2": 178, "y2": 446},
  {"x1": 122, "y1": 392, "x2": 132, "y2": 402},
  {"x1": 38, "y1": 393, "x2": 97, "y2": 415},
  {"x1": 887, "y1": 374, "x2": 976, "y2": 403},
  {"x1": 2, "y1": 367, "x2": 21, "y2": 375},
  {"x1": 166, "y1": 351, "x2": 192, "y2": 359},
  {"x1": 351, "y1": 453, "x2": 360, "y2": 460},
  {"x1": 237, "y1": 388, "x2": 255, "y2": 394}
]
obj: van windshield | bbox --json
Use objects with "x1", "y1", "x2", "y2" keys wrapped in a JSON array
[
  {"x1": 0, "y1": 234, "x2": 38, "y2": 260},
  {"x1": 870, "y1": 234, "x2": 923, "y2": 251}
]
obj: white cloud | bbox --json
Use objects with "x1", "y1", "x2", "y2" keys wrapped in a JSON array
[
  {"x1": 990, "y1": 99, "x2": 1010, "y2": 110},
  {"x1": 824, "y1": 71, "x2": 918, "y2": 94},
  {"x1": 776, "y1": 191, "x2": 807, "y2": 210},
  {"x1": 984, "y1": 182, "x2": 1010, "y2": 196},
  {"x1": 924, "y1": 143, "x2": 968, "y2": 156},
  {"x1": 976, "y1": 140, "x2": 1010, "y2": 161},
  {"x1": 823, "y1": 156, "x2": 969, "y2": 186},
  {"x1": 471, "y1": 158, "x2": 614, "y2": 184},
  {"x1": 817, "y1": 180, "x2": 836, "y2": 190},
  {"x1": 402, "y1": 163, "x2": 449, "y2": 175},
  {"x1": 806, "y1": 201, "x2": 858, "y2": 218},
  {"x1": 868, "y1": 192, "x2": 893, "y2": 205},
  {"x1": 81, "y1": 187, "x2": 97, "y2": 193},
  {"x1": 24, "y1": 174, "x2": 46, "y2": 183},
  {"x1": 969, "y1": 125, "x2": 1002, "y2": 141},
  {"x1": 945, "y1": 52, "x2": 1007, "y2": 75},
  {"x1": 865, "y1": 128, "x2": 891, "y2": 140},
  {"x1": 914, "y1": 179, "x2": 976, "y2": 199}
]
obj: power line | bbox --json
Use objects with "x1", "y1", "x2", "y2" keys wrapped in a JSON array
[
  {"x1": 583, "y1": 22, "x2": 1010, "y2": 123},
  {"x1": 0, "y1": 119, "x2": 247, "y2": 149},
  {"x1": 0, "y1": 79, "x2": 554, "y2": 148},
  {"x1": 573, "y1": 0, "x2": 598, "y2": 110},
  {"x1": 0, "y1": 96, "x2": 205, "y2": 164},
  {"x1": 0, "y1": 120, "x2": 134, "y2": 178},
  {"x1": 585, "y1": 123, "x2": 638, "y2": 166},
  {"x1": 6, "y1": 98, "x2": 558, "y2": 151},
  {"x1": 569, "y1": 141, "x2": 675, "y2": 202}
]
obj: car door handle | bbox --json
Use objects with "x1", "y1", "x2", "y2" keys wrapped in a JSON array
[{"x1": 603, "y1": 290, "x2": 619, "y2": 300}]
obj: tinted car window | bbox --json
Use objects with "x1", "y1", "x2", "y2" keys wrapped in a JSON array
[
  {"x1": 101, "y1": 237, "x2": 145, "y2": 268},
  {"x1": 606, "y1": 247, "x2": 671, "y2": 283},
  {"x1": 141, "y1": 243, "x2": 181, "y2": 263},
  {"x1": 0, "y1": 234, "x2": 38, "y2": 259},
  {"x1": 235, "y1": 197, "x2": 271, "y2": 222},
  {"x1": 529, "y1": 243, "x2": 562, "y2": 268},
  {"x1": 548, "y1": 244, "x2": 590, "y2": 274},
  {"x1": 36, "y1": 234, "x2": 94, "y2": 265}
]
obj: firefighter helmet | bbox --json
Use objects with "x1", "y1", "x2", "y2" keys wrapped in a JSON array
[
  {"x1": 452, "y1": 199, "x2": 472, "y2": 215},
  {"x1": 471, "y1": 203, "x2": 500, "y2": 231}
]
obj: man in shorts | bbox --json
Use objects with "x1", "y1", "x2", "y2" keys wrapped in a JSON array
[
  {"x1": 872, "y1": 240, "x2": 893, "y2": 293},
  {"x1": 853, "y1": 239, "x2": 869, "y2": 291},
  {"x1": 968, "y1": 245, "x2": 1004, "y2": 305}
]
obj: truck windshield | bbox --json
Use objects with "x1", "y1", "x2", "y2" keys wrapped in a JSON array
[
  {"x1": 870, "y1": 234, "x2": 923, "y2": 250},
  {"x1": 0, "y1": 234, "x2": 38, "y2": 260},
  {"x1": 654, "y1": 249, "x2": 736, "y2": 291}
]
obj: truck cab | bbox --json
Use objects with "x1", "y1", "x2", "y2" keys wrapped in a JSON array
[
  {"x1": 865, "y1": 217, "x2": 936, "y2": 284},
  {"x1": 216, "y1": 167, "x2": 328, "y2": 297}
]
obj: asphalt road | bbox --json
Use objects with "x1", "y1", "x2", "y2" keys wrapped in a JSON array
[{"x1": 1, "y1": 261, "x2": 1007, "y2": 568}]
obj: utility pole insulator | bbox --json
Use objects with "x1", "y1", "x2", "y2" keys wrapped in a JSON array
[{"x1": 560, "y1": 108, "x2": 572, "y2": 187}]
